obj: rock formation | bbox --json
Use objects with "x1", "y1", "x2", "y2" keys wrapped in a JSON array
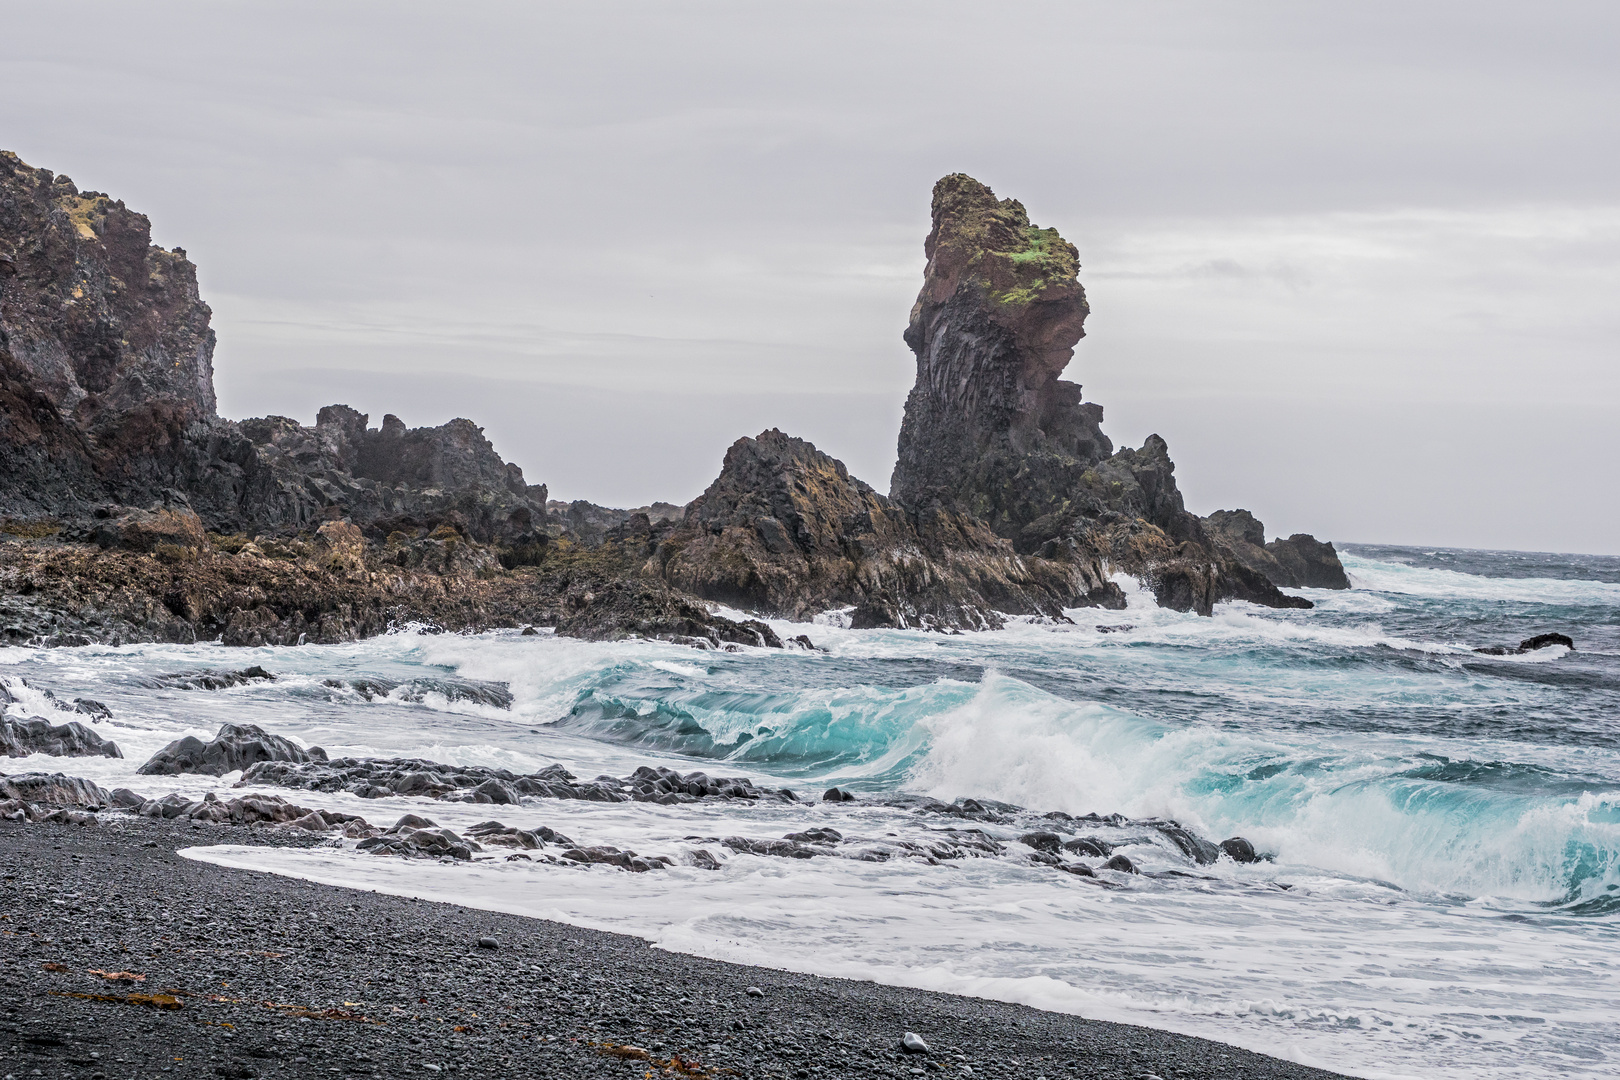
[
  {"x1": 0, "y1": 152, "x2": 1347, "y2": 643},
  {"x1": 138, "y1": 722, "x2": 327, "y2": 777},
  {"x1": 1, "y1": 714, "x2": 122, "y2": 758},
  {"x1": 887, "y1": 174, "x2": 1339, "y2": 613},
  {"x1": 1204, "y1": 509, "x2": 1351, "y2": 590},
  {"x1": 650, "y1": 428, "x2": 1121, "y2": 629}
]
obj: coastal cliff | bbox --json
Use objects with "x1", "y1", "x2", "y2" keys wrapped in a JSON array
[{"x1": 0, "y1": 152, "x2": 1345, "y2": 645}]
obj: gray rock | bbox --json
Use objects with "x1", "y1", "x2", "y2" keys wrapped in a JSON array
[
  {"x1": 1, "y1": 716, "x2": 122, "y2": 759},
  {"x1": 1220, "y1": 837, "x2": 1261, "y2": 863},
  {"x1": 138, "y1": 722, "x2": 326, "y2": 777},
  {"x1": 901, "y1": 1032, "x2": 931, "y2": 1054}
]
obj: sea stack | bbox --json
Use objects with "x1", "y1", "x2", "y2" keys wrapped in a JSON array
[{"x1": 888, "y1": 174, "x2": 1331, "y2": 614}]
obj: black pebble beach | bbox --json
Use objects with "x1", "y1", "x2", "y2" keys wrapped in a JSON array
[{"x1": 2, "y1": 818, "x2": 1348, "y2": 1080}]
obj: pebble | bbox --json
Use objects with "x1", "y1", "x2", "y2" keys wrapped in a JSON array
[
  {"x1": 746, "y1": 985, "x2": 765, "y2": 997},
  {"x1": 902, "y1": 1031, "x2": 931, "y2": 1054},
  {"x1": 477, "y1": 936, "x2": 499, "y2": 950}
]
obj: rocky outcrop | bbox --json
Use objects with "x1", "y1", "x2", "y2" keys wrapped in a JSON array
[
  {"x1": 0, "y1": 771, "x2": 111, "y2": 808},
  {"x1": 1204, "y1": 510, "x2": 1350, "y2": 591},
  {"x1": 0, "y1": 151, "x2": 548, "y2": 544},
  {"x1": 1, "y1": 152, "x2": 1343, "y2": 640},
  {"x1": 1475, "y1": 632, "x2": 1576, "y2": 656},
  {"x1": 650, "y1": 428, "x2": 1122, "y2": 629},
  {"x1": 887, "y1": 174, "x2": 1329, "y2": 615},
  {"x1": 0, "y1": 715, "x2": 121, "y2": 758},
  {"x1": 0, "y1": 152, "x2": 217, "y2": 523},
  {"x1": 1267, "y1": 534, "x2": 1351, "y2": 590},
  {"x1": 137, "y1": 722, "x2": 327, "y2": 776}
]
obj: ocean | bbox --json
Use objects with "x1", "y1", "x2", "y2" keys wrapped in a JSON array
[{"x1": 6, "y1": 545, "x2": 1618, "y2": 1079}]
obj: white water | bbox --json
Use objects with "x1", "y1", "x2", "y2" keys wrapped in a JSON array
[{"x1": 6, "y1": 549, "x2": 1618, "y2": 1078}]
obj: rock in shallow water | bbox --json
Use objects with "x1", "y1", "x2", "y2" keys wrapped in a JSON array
[
  {"x1": 138, "y1": 722, "x2": 326, "y2": 777},
  {"x1": 1220, "y1": 837, "x2": 1261, "y2": 863},
  {"x1": 1474, "y1": 632, "x2": 1575, "y2": 656},
  {"x1": 1, "y1": 715, "x2": 122, "y2": 759}
]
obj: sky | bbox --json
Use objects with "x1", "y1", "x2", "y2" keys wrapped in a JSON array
[{"x1": 2, "y1": 1, "x2": 1616, "y2": 553}]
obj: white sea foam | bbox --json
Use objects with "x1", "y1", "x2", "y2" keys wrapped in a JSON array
[{"x1": 7, "y1": 547, "x2": 1618, "y2": 1079}]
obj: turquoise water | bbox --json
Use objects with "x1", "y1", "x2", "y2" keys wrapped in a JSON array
[{"x1": 7, "y1": 546, "x2": 1619, "y2": 1078}]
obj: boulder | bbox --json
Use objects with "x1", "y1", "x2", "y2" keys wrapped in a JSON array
[
  {"x1": 884, "y1": 174, "x2": 1325, "y2": 616},
  {"x1": 1265, "y1": 534, "x2": 1351, "y2": 590},
  {"x1": 92, "y1": 507, "x2": 207, "y2": 554},
  {"x1": 0, "y1": 771, "x2": 111, "y2": 807},
  {"x1": 137, "y1": 722, "x2": 326, "y2": 776},
  {"x1": 1220, "y1": 837, "x2": 1262, "y2": 863},
  {"x1": 0, "y1": 715, "x2": 121, "y2": 758}
]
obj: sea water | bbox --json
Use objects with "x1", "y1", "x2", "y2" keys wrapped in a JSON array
[{"x1": 4, "y1": 545, "x2": 1617, "y2": 1079}]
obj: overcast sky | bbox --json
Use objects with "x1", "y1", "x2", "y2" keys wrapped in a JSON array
[{"x1": 4, "y1": 1, "x2": 1616, "y2": 553}]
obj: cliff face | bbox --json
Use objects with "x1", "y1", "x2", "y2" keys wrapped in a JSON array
[
  {"x1": 889, "y1": 174, "x2": 1336, "y2": 614},
  {"x1": 0, "y1": 152, "x2": 215, "y2": 426},
  {"x1": 891, "y1": 174, "x2": 1112, "y2": 541},
  {"x1": 0, "y1": 151, "x2": 547, "y2": 545},
  {"x1": 651, "y1": 429, "x2": 1121, "y2": 629}
]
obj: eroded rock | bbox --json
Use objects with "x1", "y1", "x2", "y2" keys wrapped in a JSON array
[
  {"x1": 138, "y1": 722, "x2": 326, "y2": 777},
  {"x1": 0, "y1": 715, "x2": 121, "y2": 758}
]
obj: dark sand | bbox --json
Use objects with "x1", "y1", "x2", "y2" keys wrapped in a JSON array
[{"x1": 2, "y1": 817, "x2": 1348, "y2": 1080}]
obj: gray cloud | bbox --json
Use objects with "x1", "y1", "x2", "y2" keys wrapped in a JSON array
[{"x1": 3, "y1": 0, "x2": 1616, "y2": 551}]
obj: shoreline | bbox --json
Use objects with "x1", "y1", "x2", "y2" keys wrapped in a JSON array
[{"x1": 4, "y1": 816, "x2": 1351, "y2": 1080}]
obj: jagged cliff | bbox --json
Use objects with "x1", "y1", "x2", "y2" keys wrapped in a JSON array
[
  {"x1": 648, "y1": 429, "x2": 1120, "y2": 630},
  {"x1": 888, "y1": 174, "x2": 1336, "y2": 614},
  {"x1": 0, "y1": 153, "x2": 1345, "y2": 647},
  {"x1": 0, "y1": 151, "x2": 548, "y2": 545}
]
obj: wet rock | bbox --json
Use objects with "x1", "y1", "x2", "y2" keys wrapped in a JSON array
[
  {"x1": 477, "y1": 937, "x2": 499, "y2": 950},
  {"x1": 465, "y1": 820, "x2": 574, "y2": 849},
  {"x1": 1062, "y1": 837, "x2": 1112, "y2": 857},
  {"x1": 1265, "y1": 534, "x2": 1351, "y2": 590},
  {"x1": 357, "y1": 818, "x2": 478, "y2": 860},
  {"x1": 240, "y1": 756, "x2": 796, "y2": 806},
  {"x1": 1059, "y1": 862, "x2": 1096, "y2": 878},
  {"x1": 745, "y1": 986, "x2": 765, "y2": 998},
  {"x1": 1017, "y1": 831, "x2": 1064, "y2": 854},
  {"x1": 1220, "y1": 837, "x2": 1261, "y2": 863},
  {"x1": 901, "y1": 1032, "x2": 931, "y2": 1054},
  {"x1": 138, "y1": 722, "x2": 326, "y2": 776},
  {"x1": 1151, "y1": 822, "x2": 1221, "y2": 865},
  {"x1": 1, "y1": 715, "x2": 122, "y2": 758},
  {"x1": 145, "y1": 666, "x2": 277, "y2": 691},
  {"x1": 823, "y1": 786, "x2": 857, "y2": 802},
  {"x1": 125, "y1": 789, "x2": 364, "y2": 830},
  {"x1": 72, "y1": 699, "x2": 113, "y2": 719},
  {"x1": 783, "y1": 827, "x2": 843, "y2": 844},
  {"x1": 722, "y1": 837, "x2": 828, "y2": 859},
  {"x1": 1103, "y1": 854, "x2": 1138, "y2": 874},
  {"x1": 559, "y1": 845, "x2": 672, "y2": 872},
  {"x1": 1475, "y1": 633, "x2": 1576, "y2": 656}
]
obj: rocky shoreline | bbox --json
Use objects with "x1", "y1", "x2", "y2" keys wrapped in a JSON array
[{"x1": 3, "y1": 816, "x2": 1348, "y2": 1080}]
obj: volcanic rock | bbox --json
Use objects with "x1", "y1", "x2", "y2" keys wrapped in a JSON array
[
  {"x1": 886, "y1": 174, "x2": 1321, "y2": 615},
  {"x1": 137, "y1": 722, "x2": 327, "y2": 776},
  {"x1": 0, "y1": 715, "x2": 122, "y2": 758},
  {"x1": 0, "y1": 771, "x2": 111, "y2": 808},
  {"x1": 653, "y1": 428, "x2": 1121, "y2": 629},
  {"x1": 1474, "y1": 632, "x2": 1576, "y2": 656}
]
